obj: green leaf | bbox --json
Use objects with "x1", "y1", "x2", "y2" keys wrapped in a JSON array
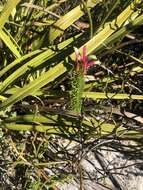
[
  {"x1": 2, "y1": 113, "x2": 143, "y2": 139},
  {"x1": 95, "y1": 13, "x2": 143, "y2": 53},
  {"x1": 0, "y1": 0, "x2": 21, "y2": 30},
  {"x1": 0, "y1": 50, "x2": 42, "y2": 78},
  {"x1": 74, "y1": 0, "x2": 142, "y2": 56},
  {"x1": 0, "y1": 63, "x2": 67, "y2": 110},
  {"x1": 83, "y1": 92, "x2": 143, "y2": 100},
  {"x1": 49, "y1": 0, "x2": 101, "y2": 42},
  {"x1": 0, "y1": 34, "x2": 79, "y2": 93},
  {"x1": 0, "y1": 28, "x2": 22, "y2": 58}
]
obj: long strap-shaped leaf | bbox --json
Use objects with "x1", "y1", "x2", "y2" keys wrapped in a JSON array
[
  {"x1": 83, "y1": 92, "x2": 143, "y2": 100},
  {"x1": 0, "y1": 50, "x2": 42, "y2": 78},
  {"x1": 0, "y1": 49, "x2": 53, "y2": 93},
  {"x1": 49, "y1": 0, "x2": 101, "y2": 42},
  {"x1": 0, "y1": 28, "x2": 22, "y2": 58},
  {"x1": 0, "y1": 34, "x2": 80, "y2": 93},
  {"x1": 2, "y1": 114, "x2": 143, "y2": 139},
  {"x1": 3, "y1": 87, "x2": 143, "y2": 101},
  {"x1": 0, "y1": 0, "x2": 21, "y2": 30},
  {"x1": 0, "y1": 0, "x2": 142, "y2": 110},
  {"x1": 0, "y1": 63, "x2": 67, "y2": 110},
  {"x1": 3, "y1": 123, "x2": 143, "y2": 138},
  {"x1": 95, "y1": 12, "x2": 143, "y2": 53},
  {"x1": 0, "y1": 0, "x2": 22, "y2": 57},
  {"x1": 74, "y1": 0, "x2": 142, "y2": 56}
]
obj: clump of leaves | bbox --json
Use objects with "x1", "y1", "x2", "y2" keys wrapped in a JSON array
[{"x1": 0, "y1": 0, "x2": 143, "y2": 189}]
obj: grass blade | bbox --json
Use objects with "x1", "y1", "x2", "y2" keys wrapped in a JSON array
[
  {"x1": 0, "y1": 0, "x2": 21, "y2": 30},
  {"x1": 0, "y1": 28, "x2": 22, "y2": 58},
  {"x1": 0, "y1": 63, "x2": 67, "y2": 110},
  {"x1": 83, "y1": 92, "x2": 143, "y2": 100},
  {"x1": 49, "y1": 0, "x2": 100, "y2": 42},
  {"x1": 75, "y1": 0, "x2": 142, "y2": 56}
]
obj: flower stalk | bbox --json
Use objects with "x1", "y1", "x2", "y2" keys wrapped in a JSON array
[{"x1": 70, "y1": 46, "x2": 96, "y2": 113}]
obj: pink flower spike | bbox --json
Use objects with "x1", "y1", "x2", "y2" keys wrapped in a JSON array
[{"x1": 74, "y1": 46, "x2": 97, "y2": 75}]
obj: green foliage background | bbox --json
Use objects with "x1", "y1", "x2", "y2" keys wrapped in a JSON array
[{"x1": 0, "y1": 0, "x2": 143, "y2": 189}]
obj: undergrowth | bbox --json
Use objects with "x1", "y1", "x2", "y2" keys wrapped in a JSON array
[{"x1": 0, "y1": 0, "x2": 143, "y2": 189}]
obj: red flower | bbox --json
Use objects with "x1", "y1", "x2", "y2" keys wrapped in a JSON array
[{"x1": 74, "y1": 46, "x2": 96, "y2": 75}]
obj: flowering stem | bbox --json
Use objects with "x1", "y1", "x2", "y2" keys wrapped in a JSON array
[
  {"x1": 70, "y1": 71, "x2": 85, "y2": 113},
  {"x1": 70, "y1": 46, "x2": 96, "y2": 114}
]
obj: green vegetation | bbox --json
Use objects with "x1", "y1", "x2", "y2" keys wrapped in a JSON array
[{"x1": 0, "y1": 0, "x2": 143, "y2": 189}]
